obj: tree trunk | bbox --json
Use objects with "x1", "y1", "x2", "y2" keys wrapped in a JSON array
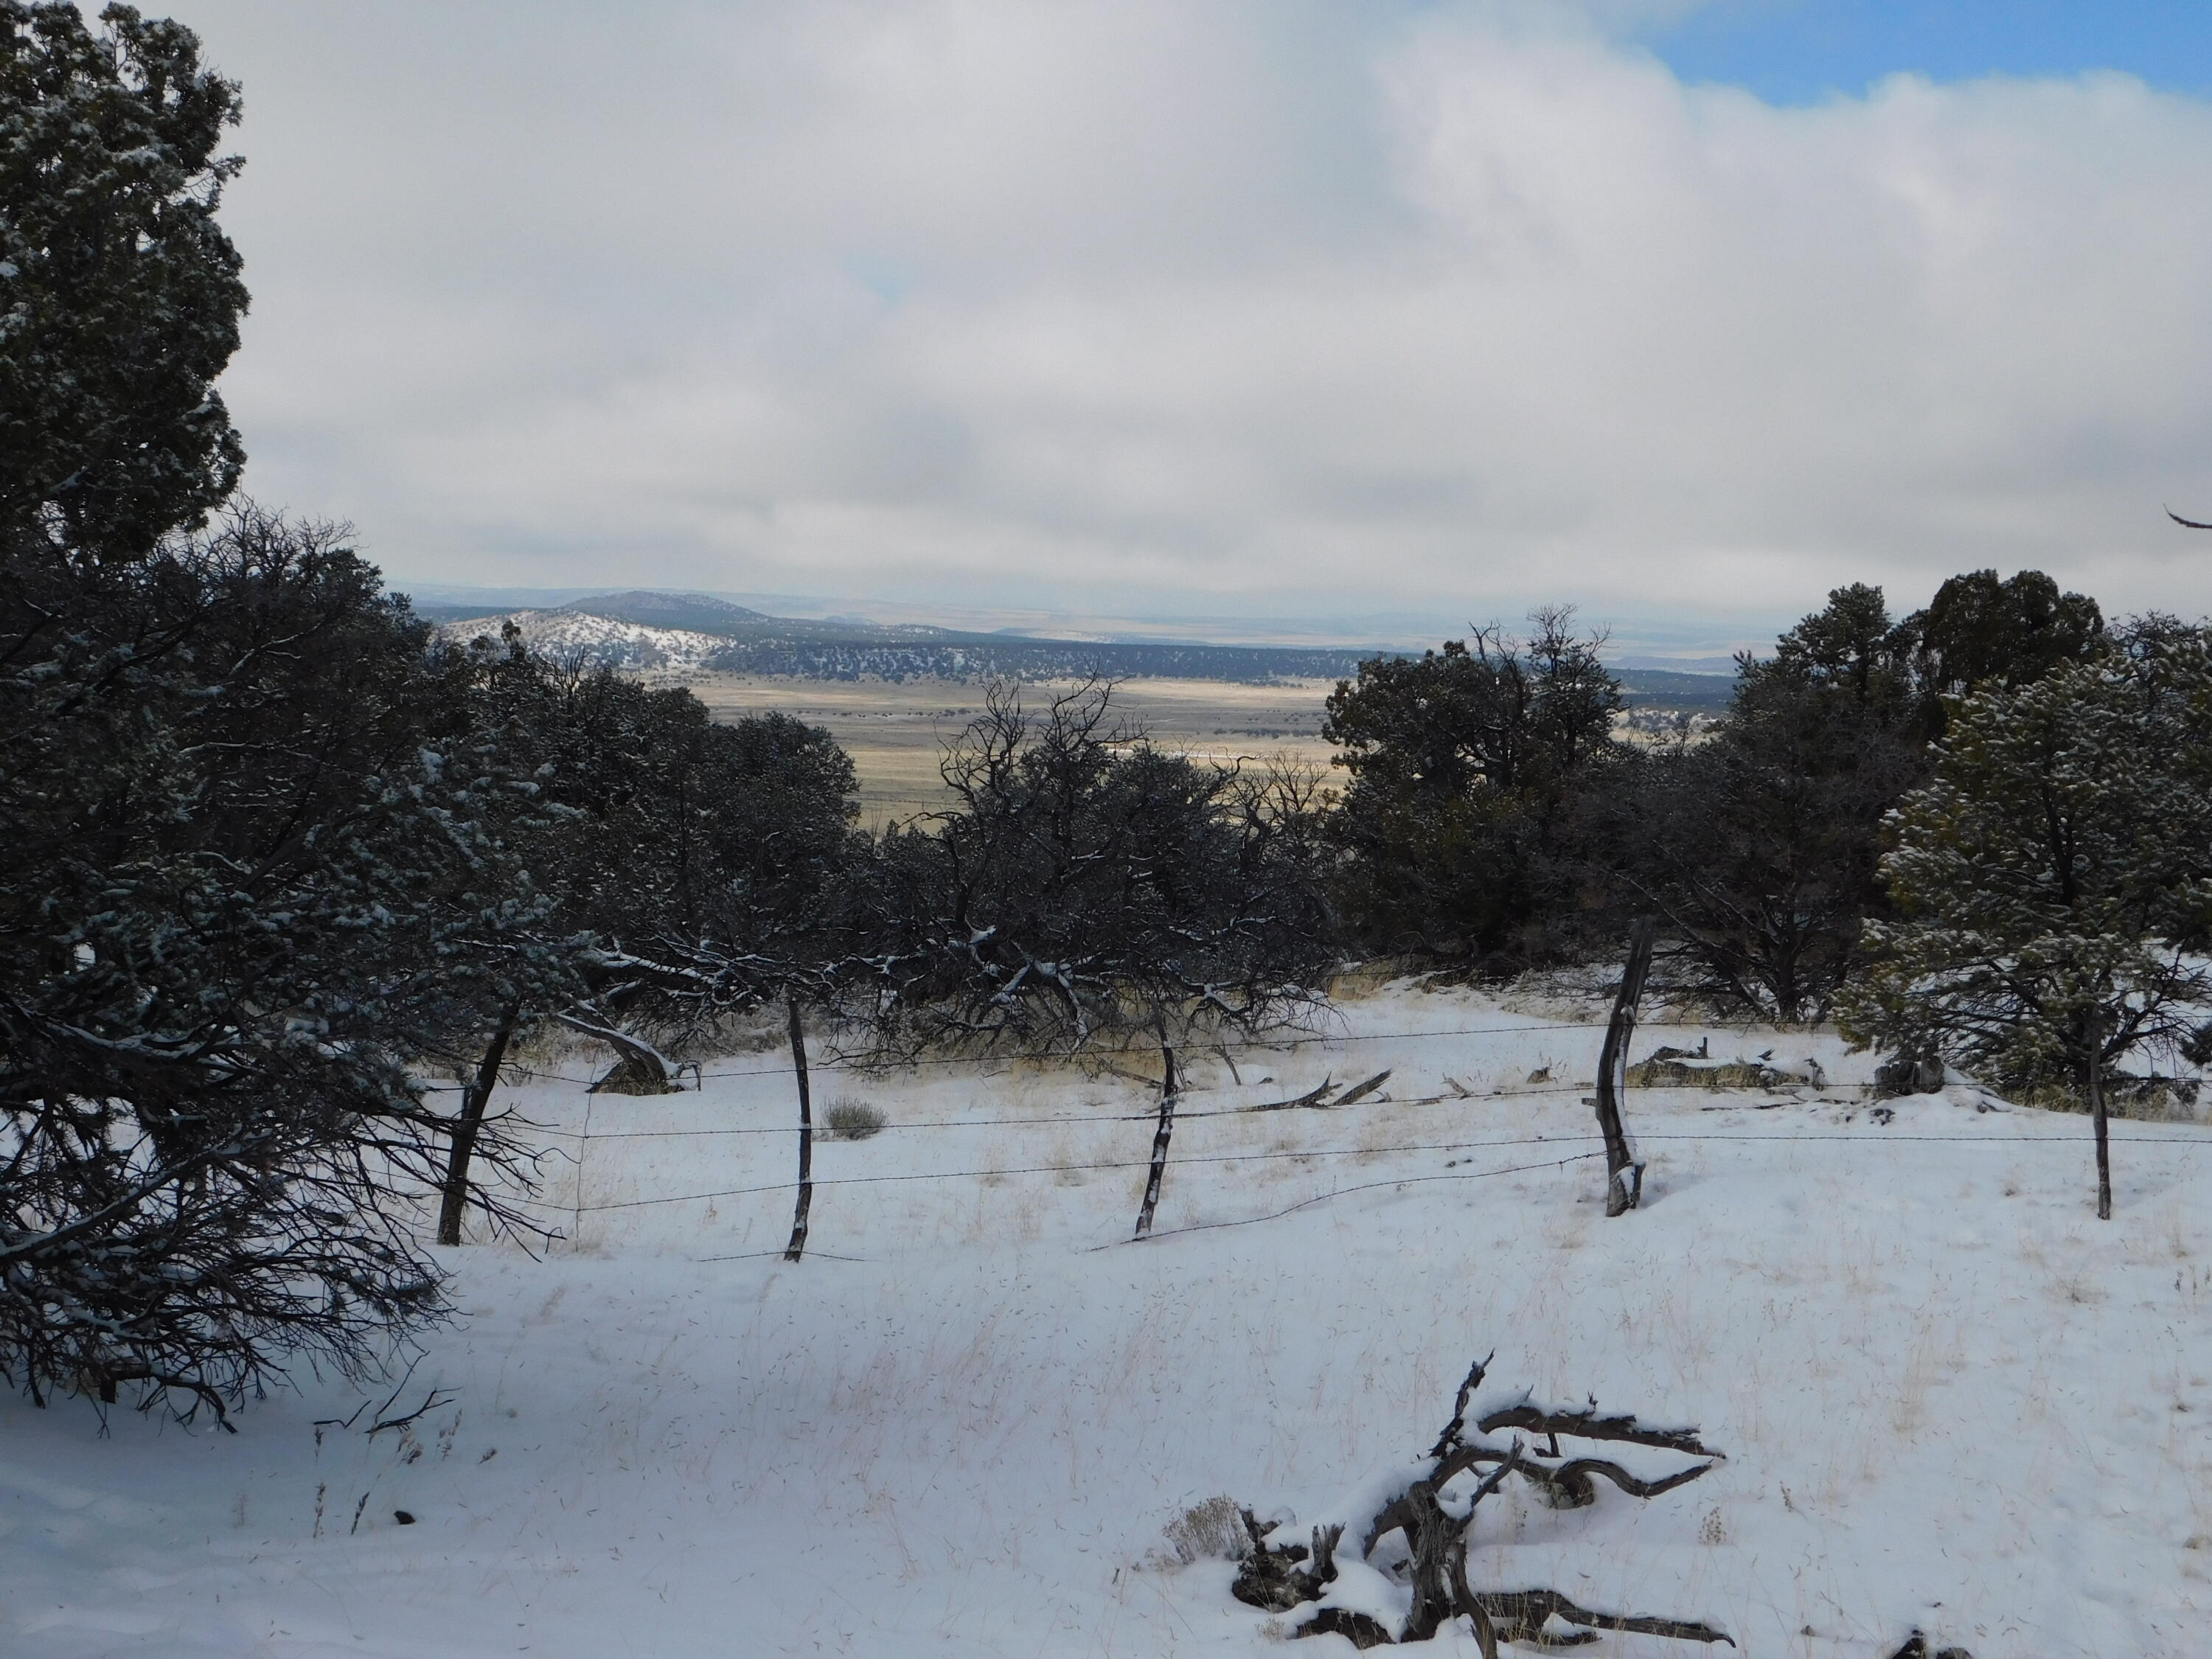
[
  {"x1": 1593, "y1": 919, "x2": 1656, "y2": 1217},
  {"x1": 439, "y1": 1004, "x2": 519, "y2": 1247},
  {"x1": 784, "y1": 995, "x2": 815, "y2": 1262},
  {"x1": 2089, "y1": 1018, "x2": 2111, "y2": 1221},
  {"x1": 1134, "y1": 1040, "x2": 1179, "y2": 1238},
  {"x1": 557, "y1": 1009, "x2": 678, "y2": 1095}
]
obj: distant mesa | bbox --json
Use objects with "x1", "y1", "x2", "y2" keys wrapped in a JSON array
[{"x1": 559, "y1": 591, "x2": 776, "y2": 633}]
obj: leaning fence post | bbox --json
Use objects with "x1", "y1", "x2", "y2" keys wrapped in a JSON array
[
  {"x1": 1133, "y1": 1040, "x2": 1179, "y2": 1238},
  {"x1": 1593, "y1": 917, "x2": 1656, "y2": 1217}
]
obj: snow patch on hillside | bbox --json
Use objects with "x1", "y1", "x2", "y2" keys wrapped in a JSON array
[{"x1": 439, "y1": 609, "x2": 724, "y2": 671}]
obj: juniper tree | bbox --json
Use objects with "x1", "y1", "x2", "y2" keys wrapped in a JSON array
[
  {"x1": 1899, "y1": 568, "x2": 2104, "y2": 739},
  {"x1": 1, "y1": 2, "x2": 248, "y2": 556},
  {"x1": 1, "y1": 513, "x2": 563, "y2": 1419},
  {"x1": 1601, "y1": 585, "x2": 1925, "y2": 1020},
  {"x1": 1837, "y1": 629, "x2": 2212, "y2": 1208},
  {"x1": 1322, "y1": 608, "x2": 1620, "y2": 964},
  {"x1": 425, "y1": 639, "x2": 863, "y2": 1240}
]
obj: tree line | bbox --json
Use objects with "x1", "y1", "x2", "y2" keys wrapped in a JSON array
[
  {"x1": 7, "y1": 4, "x2": 2210, "y2": 1422},
  {"x1": 1321, "y1": 573, "x2": 2212, "y2": 1119}
]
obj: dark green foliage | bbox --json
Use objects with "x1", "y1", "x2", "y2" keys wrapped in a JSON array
[
  {"x1": 447, "y1": 639, "x2": 863, "y2": 1031},
  {"x1": 1839, "y1": 628, "x2": 2212, "y2": 1095},
  {"x1": 1899, "y1": 568, "x2": 2103, "y2": 737},
  {"x1": 459, "y1": 644, "x2": 860, "y2": 951},
  {"x1": 1321, "y1": 609, "x2": 1620, "y2": 964},
  {"x1": 1, "y1": 4, "x2": 248, "y2": 556},
  {"x1": 0, "y1": 4, "x2": 876, "y2": 1413},
  {"x1": 1, "y1": 512, "x2": 563, "y2": 1419},
  {"x1": 1754, "y1": 580, "x2": 1912, "y2": 717},
  {"x1": 1603, "y1": 585, "x2": 1926, "y2": 1019}
]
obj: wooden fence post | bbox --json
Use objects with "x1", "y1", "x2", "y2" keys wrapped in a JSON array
[
  {"x1": 1133, "y1": 1040, "x2": 1179, "y2": 1238},
  {"x1": 2089, "y1": 1013, "x2": 2111, "y2": 1221},
  {"x1": 1593, "y1": 919, "x2": 1656, "y2": 1217},
  {"x1": 784, "y1": 995, "x2": 815, "y2": 1261}
]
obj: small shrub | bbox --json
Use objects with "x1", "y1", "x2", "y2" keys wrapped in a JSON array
[
  {"x1": 1163, "y1": 1495, "x2": 1249, "y2": 1565},
  {"x1": 823, "y1": 1097, "x2": 886, "y2": 1140}
]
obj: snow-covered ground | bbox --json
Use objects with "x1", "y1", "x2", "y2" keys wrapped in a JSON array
[{"x1": 7, "y1": 984, "x2": 2211, "y2": 1658}]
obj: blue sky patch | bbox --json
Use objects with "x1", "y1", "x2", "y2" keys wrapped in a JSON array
[{"x1": 1640, "y1": 0, "x2": 2212, "y2": 103}]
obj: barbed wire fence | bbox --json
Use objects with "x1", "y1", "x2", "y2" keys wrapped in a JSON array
[{"x1": 432, "y1": 1019, "x2": 2212, "y2": 1260}]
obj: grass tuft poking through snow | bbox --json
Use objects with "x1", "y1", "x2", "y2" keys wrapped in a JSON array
[{"x1": 822, "y1": 1096, "x2": 887, "y2": 1140}]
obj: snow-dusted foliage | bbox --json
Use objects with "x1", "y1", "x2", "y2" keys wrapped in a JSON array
[
  {"x1": 0, "y1": 3, "x2": 248, "y2": 557},
  {"x1": 1, "y1": 512, "x2": 568, "y2": 1420},
  {"x1": 1840, "y1": 624, "x2": 2212, "y2": 1094}
]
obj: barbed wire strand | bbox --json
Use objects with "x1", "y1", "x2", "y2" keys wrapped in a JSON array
[
  {"x1": 498, "y1": 1080, "x2": 1621, "y2": 1141},
  {"x1": 1104, "y1": 1154, "x2": 1610, "y2": 1248},
  {"x1": 502, "y1": 1124, "x2": 2212, "y2": 1217}
]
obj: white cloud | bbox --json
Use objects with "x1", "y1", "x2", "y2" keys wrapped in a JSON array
[{"x1": 189, "y1": 1, "x2": 2212, "y2": 639}]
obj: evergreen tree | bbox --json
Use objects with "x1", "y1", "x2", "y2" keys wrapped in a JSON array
[
  {"x1": 0, "y1": 7, "x2": 568, "y2": 1413},
  {"x1": 1604, "y1": 585, "x2": 1924, "y2": 1019},
  {"x1": 1899, "y1": 568, "x2": 2103, "y2": 738},
  {"x1": 1, "y1": 512, "x2": 561, "y2": 1419},
  {"x1": 1837, "y1": 629, "x2": 2212, "y2": 1099},
  {"x1": 1321, "y1": 608, "x2": 1620, "y2": 964},
  {"x1": 1, "y1": 3, "x2": 248, "y2": 556},
  {"x1": 426, "y1": 641, "x2": 863, "y2": 1241}
]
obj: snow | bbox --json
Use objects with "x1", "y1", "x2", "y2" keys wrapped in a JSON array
[
  {"x1": 437, "y1": 611, "x2": 726, "y2": 672},
  {"x1": 5, "y1": 983, "x2": 2211, "y2": 1658}
]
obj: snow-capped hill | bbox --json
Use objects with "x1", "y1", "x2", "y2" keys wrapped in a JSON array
[{"x1": 440, "y1": 608, "x2": 724, "y2": 671}]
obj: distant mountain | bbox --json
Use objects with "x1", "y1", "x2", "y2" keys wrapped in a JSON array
[{"x1": 560, "y1": 591, "x2": 776, "y2": 634}]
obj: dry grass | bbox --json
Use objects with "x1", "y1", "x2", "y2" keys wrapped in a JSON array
[
  {"x1": 678, "y1": 673, "x2": 1338, "y2": 827},
  {"x1": 824, "y1": 1097, "x2": 887, "y2": 1140}
]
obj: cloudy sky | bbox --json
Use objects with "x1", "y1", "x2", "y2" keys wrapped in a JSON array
[{"x1": 181, "y1": 1, "x2": 2212, "y2": 647}]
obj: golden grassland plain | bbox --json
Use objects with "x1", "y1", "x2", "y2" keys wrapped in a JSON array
[{"x1": 674, "y1": 673, "x2": 1340, "y2": 827}]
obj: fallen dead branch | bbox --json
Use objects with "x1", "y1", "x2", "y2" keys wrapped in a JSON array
[
  {"x1": 1253, "y1": 1077, "x2": 1336, "y2": 1111},
  {"x1": 1227, "y1": 1355, "x2": 1732, "y2": 1650},
  {"x1": 1252, "y1": 1070, "x2": 1394, "y2": 1113},
  {"x1": 1332, "y1": 1070, "x2": 1394, "y2": 1107}
]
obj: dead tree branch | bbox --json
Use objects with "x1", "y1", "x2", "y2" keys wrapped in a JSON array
[{"x1": 1228, "y1": 1358, "x2": 1731, "y2": 1649}]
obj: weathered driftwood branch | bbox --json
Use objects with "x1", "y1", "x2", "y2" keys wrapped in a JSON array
[
  {"x1": 1478, "y1": 1590, "x2": 1732, "y2": 1649},
  {"x1": 1230, "y1": 1357, "x2": 1731, "y2": 1649},
  {"x1": 1253, "y1": 1077, "x2": 1335, "y2": 1112},
  {"x1": 1885, "y1": 1633, "x2": 1975, "y2": 1659},
  {"x1": 1475, "y1": 1397, "x2": 1721, "y2": 1458},
  {"x1": 557, "y1": 1008, "x2": 680, "y2": 1095},
  {"x1": 1332, "y1": 1069, "x2": 1393, "y2": 1107}
]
